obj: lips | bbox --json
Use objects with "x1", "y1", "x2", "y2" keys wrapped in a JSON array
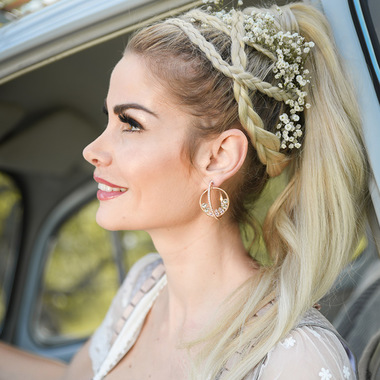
[{"x1": 94, "y1": 176, "x2": 127, "y2": 201}]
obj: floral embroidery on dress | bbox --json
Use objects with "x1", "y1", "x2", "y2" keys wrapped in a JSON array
[
  {"x1": 280, "y1": 336, "x2": 296, "y2": 349},
  {"x1": 319, "y1": 368, "x2": 332, "y2": 380},
  {"x1": 343, "y1": 365, "x2": 351, "y2": 379}
]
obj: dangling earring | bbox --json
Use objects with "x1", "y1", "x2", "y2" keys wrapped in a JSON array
[{"x1": 199, "y1": 181, "x2": 230, "y2": 219}]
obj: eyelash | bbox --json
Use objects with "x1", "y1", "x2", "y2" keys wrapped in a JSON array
[
  {"x1": 118, "y1": 114, "x2": 143, "y2": 132},
  {"x1": 102, "y1": 106, "x2": 143, "y2": 132}
]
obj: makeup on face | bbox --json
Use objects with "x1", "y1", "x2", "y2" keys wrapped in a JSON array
[
  {"x1": 83, "y1": 53, "x2": 199, "y2": 232},
  {"x1": 94, "y1": 176, "x2": 127, "y2": 201}
]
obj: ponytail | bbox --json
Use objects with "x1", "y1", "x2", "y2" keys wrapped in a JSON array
[{"x1": 197, "y1": 4, "x2": 368, "y2": 378}]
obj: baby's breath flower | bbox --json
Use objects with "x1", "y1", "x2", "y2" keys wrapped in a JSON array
[{"x1": 193, "y1": 3, "x2": 314, "y2": 150}]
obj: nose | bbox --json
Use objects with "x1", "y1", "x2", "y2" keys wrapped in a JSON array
[{"x1": 83, "y1": 133, "x2": 112, "y2": 167}]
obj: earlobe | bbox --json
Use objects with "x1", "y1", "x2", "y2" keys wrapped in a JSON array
[{"x1": 204, "y1": 128, "x2": 248, "y2": 186}]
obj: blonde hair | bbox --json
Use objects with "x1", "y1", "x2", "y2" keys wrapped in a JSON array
[{"x1": 127, "y1": 2, "x2": 368, "y2": 379}]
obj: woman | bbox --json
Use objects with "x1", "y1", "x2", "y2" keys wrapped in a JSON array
[{"x1": 0, "y1": 1, "x2": 368, "y2": 379}]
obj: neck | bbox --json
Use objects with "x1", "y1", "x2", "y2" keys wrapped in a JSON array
[{"x1": 147, "y1": 217, "x2": 258, "y2": 336}]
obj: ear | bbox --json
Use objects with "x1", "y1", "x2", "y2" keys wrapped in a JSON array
[{"x1": 196, "y1": 128, "x2": 248, "y2": 187}]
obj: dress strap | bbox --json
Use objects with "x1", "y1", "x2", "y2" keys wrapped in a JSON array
[
  {"x1": 92, "y1": 260, "x2": 166, "y2": 380},
  {"x1": 110, "y1": 262, "x2": 166, "y2": 346}
]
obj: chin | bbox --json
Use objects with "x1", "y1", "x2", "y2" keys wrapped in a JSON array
[
  {"x1": 95, "y1": 210, "x2": 124, "y2": 231},
  {"x1": 95, "y1": 208, "x2": 147, "y2": 232}
]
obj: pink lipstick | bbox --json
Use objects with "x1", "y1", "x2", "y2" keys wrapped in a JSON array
[{"x1": 94, "y1": 176, "x2": 127, "y2": 201}]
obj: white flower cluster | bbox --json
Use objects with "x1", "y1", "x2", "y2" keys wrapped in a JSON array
[
  {"x1": 203, "y1": 0, "x2": 243, "y2": 12},
  {"x1": 201, "y1": 7, "x2": 315, "y2": 150},
  {"x1": 202, "y1": 0, "x2": 223, "y2": 12}
]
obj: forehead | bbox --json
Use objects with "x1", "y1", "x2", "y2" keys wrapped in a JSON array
[
  {"x1": 107, "y1": 53, "x2": 164, "y2": 107},
  {"x1": 107, "y1": 52, "x2": 200, "y2": 127}
]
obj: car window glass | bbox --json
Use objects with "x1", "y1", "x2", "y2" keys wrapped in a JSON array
[
  {"x1": 366, "y1": 0, "x2": 380, "y2": 65},
  {"x1": 0, "y1": 0, "x2": 61, "y2": 27},
  {"x1": 33, "y1": 198, "x2": 155, "y2": 345},
  {"x1": 368, "y1": 0, "x2": 380, "y2": 38},
  {"x1": 0, "y1": 172, "x2": 22, "y2": 333}
]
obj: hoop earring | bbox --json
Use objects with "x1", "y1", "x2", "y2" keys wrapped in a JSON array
[{"x1": 199, "y1": 181, "x2": 230, "y2": 220}]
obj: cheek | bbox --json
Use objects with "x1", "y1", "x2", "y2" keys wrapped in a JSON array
[
  {"x1": 95, "y1": 133, "x2": 200, "y2": 230},
  {"x1": 124, "y1": 136, "x2": 188, "y2": 186},
  {"x1": 134, "y1": 150, "x2": 199, "y2": 217},
  {"x1": 135, "y1": 151, "x2": 192, "y2": 202}
]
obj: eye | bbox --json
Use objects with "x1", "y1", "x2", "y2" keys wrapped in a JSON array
[{"x1": 118, "y1": 114, "x2": 143, "y2": 132}]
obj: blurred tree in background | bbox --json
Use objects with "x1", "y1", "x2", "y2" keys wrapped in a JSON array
[
  {"x1": 0, "y1": 172, "x2": 22, "y2": 332},
  {"x1": 35, "y1": 199, "x2": 155, "y2": 343},
  {"x1": 0, "y1": 170, "x2": 156, "y2": 343}
]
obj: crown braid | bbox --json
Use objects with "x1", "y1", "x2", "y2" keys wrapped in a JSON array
[
  {"x1": 165, "y1": 9, "x2": 292, "y2": 176},
  {"x1": 182, "y1": 10, "x2": 293, "y2": 102}
]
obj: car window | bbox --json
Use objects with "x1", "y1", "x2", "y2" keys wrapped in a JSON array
[
  {"x1": 33, "y1": 198, "x2": 155, "y2": 345},
  {"x1": 0, "y1": 172, "x2": 22, "y2": 333},
  {"x1": 367, "y1": 0, "x2": 380, "y2": 55},
  {"x1": 355, "y1": 0, "x2": 380, "y2": 88},
  {"x1": 0, "y1": 0, "x2": 61, "y2": 26}
]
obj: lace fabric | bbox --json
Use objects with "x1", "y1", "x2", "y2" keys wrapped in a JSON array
[
  {"x1": 89, "y1": 254, "x2": 356, "y2": 380},
  {"x1": 250, "y1": 317, "x2": 356, "y2": 379}
]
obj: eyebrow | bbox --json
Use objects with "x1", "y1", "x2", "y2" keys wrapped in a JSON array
[{"x1": 103, "y1": 100, "x2": 158, "y2": 118}]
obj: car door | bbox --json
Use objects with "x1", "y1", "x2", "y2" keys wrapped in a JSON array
[{"x1": 0, "y1": 0, "x2": 201, "y2": 362}]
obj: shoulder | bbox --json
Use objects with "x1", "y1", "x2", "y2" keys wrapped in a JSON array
[
  {"x1": 89, "y1": 253, "x2": 162, "y2": 374},
  {"x1": 255, "y1": 310, "x2": 356, "y2": 380}
]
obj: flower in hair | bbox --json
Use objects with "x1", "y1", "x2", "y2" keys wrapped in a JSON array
[
  {"x1": 200, "y1": 3, "x2": 314, "y2": 150},
  {"x1": 203, "y1": 0, "x2": 223, "y2": 12},
  {"x1": 203, "y1": 0, "x2": 243, "y2": 12}
]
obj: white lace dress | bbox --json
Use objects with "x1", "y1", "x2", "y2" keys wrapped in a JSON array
[{"x1": 89, "y1": 253, "x2": 357, "y2": 380}]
